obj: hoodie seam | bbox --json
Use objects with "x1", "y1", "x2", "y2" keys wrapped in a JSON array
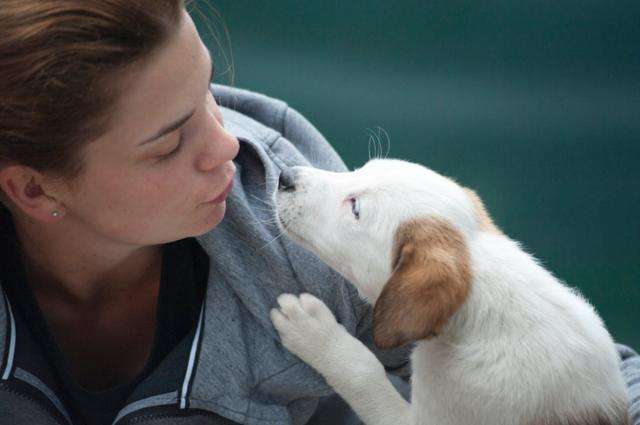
[
  {"x1": 224, "y1": 112, "x2": 282, "y2": 150},
  {"x1": 255, "y1": 361, "x2": 303, "y2": 388},
  {"x1": 187, "y1": 397, "x2": 286, "y2": 422},
  {"x1": 277, "y1": 104, "x2": 289, "y2": 137}
]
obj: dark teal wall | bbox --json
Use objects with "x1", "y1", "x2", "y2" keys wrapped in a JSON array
[{"x1": 194, "y1": 1, "x2": 640, "y2": 348}]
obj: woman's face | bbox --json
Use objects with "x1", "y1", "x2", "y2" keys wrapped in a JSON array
[{"x1": 60, "y1": 11, "x2": 239, "y2": 246}]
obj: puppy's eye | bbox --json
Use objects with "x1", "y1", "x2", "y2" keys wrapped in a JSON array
[{"x1": 350, "y1": 197, "x2": 360, "y2": 220}]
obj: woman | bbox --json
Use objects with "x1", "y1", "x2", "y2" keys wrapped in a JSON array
[
  {"x1": 0, "y1": 1, "x2": 636, "y2": 425},
  {"x1": 0, "y1": 1, "x2": 410, "y2": 424}
]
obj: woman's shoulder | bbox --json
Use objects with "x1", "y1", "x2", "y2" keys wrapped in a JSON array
[
  {"x1": 212, "y1": 84, "x2": 289, "y2": 135},
  {"x1": 212, "y1": 84, "x2": 347, "y2": 173}
]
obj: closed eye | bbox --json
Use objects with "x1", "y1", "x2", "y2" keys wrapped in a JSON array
[{"x1": 158, "y1": 132, "x2": 185, "y2": 160}]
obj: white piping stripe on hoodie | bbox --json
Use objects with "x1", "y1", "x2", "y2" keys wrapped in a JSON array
[
  {"x1": 15, "y1": 367, "x2": 72, "y2": 424},
  {"x1": 1, "y1": 290, "x2": 15, "y2": 381},
  {"x1": 112, "y1": 391, "x2": 179, "y2": 424},
  {"x1": 180, "y1": 301, "x2": 205, "y2": 409}
]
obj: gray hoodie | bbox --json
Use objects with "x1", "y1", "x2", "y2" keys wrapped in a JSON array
[{"x1": 0, "y1": 84, "x2": 411, "y2": 425}]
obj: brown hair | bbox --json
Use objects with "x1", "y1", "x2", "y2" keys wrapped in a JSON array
[{"x1": 0, "y1": 0, "x2": 185, "y2": 187}]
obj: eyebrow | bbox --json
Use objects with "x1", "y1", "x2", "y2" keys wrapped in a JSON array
[{"x1": 139, "y1": 53, "x2": 215, "y2": 146}]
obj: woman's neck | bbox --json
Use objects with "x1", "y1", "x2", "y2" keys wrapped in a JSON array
[
  {"x1": 11, "y1": 210, "x2": 163, "y2": 309},
  {"x1": 5, "y1": 209, "x2": 164, "y2": 390}
]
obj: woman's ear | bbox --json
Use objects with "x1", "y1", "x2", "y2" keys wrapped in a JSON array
[
  {"x1": 0, "y1": 164, "x2": 66, "y2": 222},
  {"x1": 373, "y1": 218, "x2": 472, "y2": 349}
]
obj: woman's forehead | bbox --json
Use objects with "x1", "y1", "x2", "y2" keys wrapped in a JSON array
[{"x1": 100, "y1": 11, "x2": 211, "y2": 150}]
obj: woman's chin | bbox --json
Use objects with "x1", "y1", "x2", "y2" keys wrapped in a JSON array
[{"x1": 195, "y1": 199, "x2": 227, "y2": 235}]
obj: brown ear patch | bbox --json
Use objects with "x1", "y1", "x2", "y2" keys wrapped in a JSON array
[
  {"x1": 373, "y1": 217, "x2": 472, "y2": 349},
  {"x1": 463, "y1": 187, "x2": 502, "y2": 235}
]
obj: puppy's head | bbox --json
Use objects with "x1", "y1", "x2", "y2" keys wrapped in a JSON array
[{"x1": 275, "y1": 159, "x2": 496, "y2": 348}]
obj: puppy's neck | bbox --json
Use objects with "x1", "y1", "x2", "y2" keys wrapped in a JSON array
[{"x1": 433, "y1": 231, "x2": 559, "y2": 343}]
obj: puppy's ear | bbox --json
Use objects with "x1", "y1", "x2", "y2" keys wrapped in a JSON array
[{"x1": 373, "y1": 218, "x2": 472, "y2": 349}]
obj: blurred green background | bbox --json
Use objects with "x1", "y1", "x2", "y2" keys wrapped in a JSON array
[{"x1": 193, "y1": 1, "x2": 639, "y2": 348}]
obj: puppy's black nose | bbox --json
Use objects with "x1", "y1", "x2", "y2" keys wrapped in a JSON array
[{"x1": 278, "y1": 167, "x2": 296, "y2": 192}]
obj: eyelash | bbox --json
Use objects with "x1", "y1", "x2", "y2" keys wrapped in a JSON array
[
  {"x1": 157, "y1": 85, "x2": 210, "y2": 162},
  {"x1": 160, "y1": 133, "x2": 184, "y2": 160}
]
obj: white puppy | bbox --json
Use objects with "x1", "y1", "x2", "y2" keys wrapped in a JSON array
[{"x1": 270, "y1": 159, "x2": 629, "y2": 425}]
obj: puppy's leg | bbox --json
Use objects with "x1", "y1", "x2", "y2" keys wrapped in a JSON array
[{"x1": 271, "y1": 293, "x2": 411, "y2": 425}]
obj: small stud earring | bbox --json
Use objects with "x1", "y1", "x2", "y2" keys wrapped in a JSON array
[{"x1": 51, "y1": 210, "x2": 61, "y2": 217}]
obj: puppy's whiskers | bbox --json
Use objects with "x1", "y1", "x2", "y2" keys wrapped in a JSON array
[
  {"x1": 243, "y1": 178, "x2": 279, "y2": 190},
  {"x1": 254, "y1": 218, "x2": 281, "y2": 228},
  {"x1": 249, "y1": 194, "x2": 275, "y2": 208},
  {"x1": 259, "y1": 229, "x2": 287, "y2": 251},
  {"x1": 365, "y1": 126, "x2": 392, "y2": 159},
  {"x1": 249, "y1": 203, "x2": 274, "y2": 213},
  {"x1": 377, "y1": 126, "x2": 391, "y2": 159},
  {"x1": 366, "y1": 128, "x2": 378, "y2": 160}
]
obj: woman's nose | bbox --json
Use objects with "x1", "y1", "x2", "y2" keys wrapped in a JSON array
[{"x1": 196, "y1": 129, "x2": 239, "y2": 172}]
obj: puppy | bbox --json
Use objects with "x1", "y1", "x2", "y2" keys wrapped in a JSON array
[{"x1": 270, "y1": 159, "x2": 629, "y2": 425}]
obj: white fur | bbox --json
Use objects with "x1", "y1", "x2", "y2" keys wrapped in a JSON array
[{"x1": 270, "y1": 159, "x2": 628, "y2": 425}]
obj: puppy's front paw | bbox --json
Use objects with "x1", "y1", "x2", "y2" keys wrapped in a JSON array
[{"x1": 270, "y1": 293, "x2": 343, "y2": 367}]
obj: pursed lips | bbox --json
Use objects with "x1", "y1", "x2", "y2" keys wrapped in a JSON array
[
  {"x1": 202, "y1": 162, "x2": 236, "y2": 204},
  {"x1": 202, "y1": 175, "x2": 233, "y2": 204}
]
